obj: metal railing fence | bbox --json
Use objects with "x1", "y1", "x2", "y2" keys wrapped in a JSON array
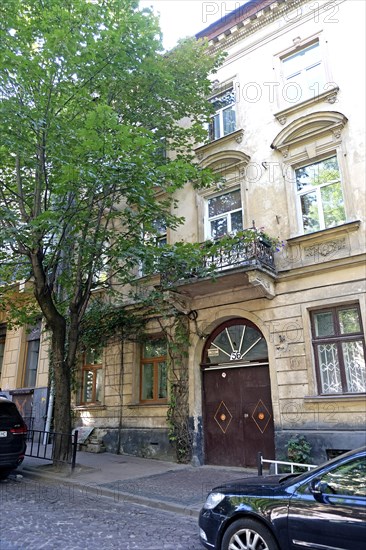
[
  {"x1": 257, "y1": 452, "x2": 317, "y2": 476},
  {"x1": 25, "y1": 429, "x2": 78, "y2": 470}
]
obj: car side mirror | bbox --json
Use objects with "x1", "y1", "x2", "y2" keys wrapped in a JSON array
[{"x1": 310, "y1": 479, "x2": 329, "y2": 503}]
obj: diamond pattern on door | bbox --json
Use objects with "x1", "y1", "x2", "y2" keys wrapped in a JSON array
[
  {"x1": 251, "y1": 399, "x2": 272, "y2": 433},
  {"x1": 214, "y1": 401, "x2": 233, "y2": 433}
]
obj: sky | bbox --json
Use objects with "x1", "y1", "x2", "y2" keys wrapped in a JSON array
[{"x1": 139, "y1": 0, "x2": 248, "y2": 50}]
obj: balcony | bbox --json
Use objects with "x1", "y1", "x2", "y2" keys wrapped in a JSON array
[
  {"x1": 160, "y1": 230, "x2": 277, "y2": 299},
  {"x1": 202, "y1": 235, "x2": 275, "y2": 272}
]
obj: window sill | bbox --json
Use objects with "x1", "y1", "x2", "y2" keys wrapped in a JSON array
[
  {"x1": 304, "y1": 394, "x2": 366, "y2": 402},
  {"x1": 128, "y1": 402, "x2": 168, "y2": 408},
  {"x1": 73, "y1": 404, "x2": 107, "y2": 411},
  {"x1": 9, "y1": 388, "x2": 34, "y2": 395},
  {"x1": 287, "y1": 220, "x2": 361, "y2": 245},
  {"x1": 274, "y1": 87, "x2": 340, "y2": 125},
  {"x1": 194, "y1": 129, "x2": 244, "y2": 158}
]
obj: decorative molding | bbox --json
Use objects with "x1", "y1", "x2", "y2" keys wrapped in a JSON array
[
  {"x1": 205, "y1": 0, "x2": 311, "y2": 53},
  {"x1": 332, "y1": 127, "x2": 342, "y2": 140},
  {"x1": 287, "y1": 220, "x2": 361, "y2": 245},
  {"x1": 277, "y1": 115, "x2": 287, "y2": 126},
  {"x1": 194, "y1": 129, "x2": 245, "y2": 160},
  {"x1": 271, "y1": 111, "x2": 348, "y2": 155},
  {"x1": 235, "y1": 131, "x2": 245, "y2": 143},
  {"x1": 327, "y1": 91, "x2": 339, "y2": 104},
  {"x1": 304, "y1": 238, "x2": 347, "y2": 259}
]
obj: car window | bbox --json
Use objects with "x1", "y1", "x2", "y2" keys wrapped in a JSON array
[
  {"x1": 0, "y1": 402, "x2": 23, "y2": 424},
  {"x1": 321, "y1": 457, "x2": 366, "y2": 497}
]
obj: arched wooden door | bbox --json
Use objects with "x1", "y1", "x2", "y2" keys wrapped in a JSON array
[{"x1": 202, "y1": 318, "x2": 275, "y2": 467}]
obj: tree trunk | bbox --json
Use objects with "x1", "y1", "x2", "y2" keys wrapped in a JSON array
[
  {"x1": 51, "y1": 325, "x2": 72, "y2": 465},
  {"x1": 30, "y1": 252, "x2": 73, "y2": 465}
]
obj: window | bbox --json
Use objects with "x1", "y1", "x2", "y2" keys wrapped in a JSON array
[
  {"x1": 0, "y1": 324, "x2": 6, "y2": 381},
  {"x1": 271, "y1": 111, "x2": 349, "y2": 239},
  {"x1": 296, "y1": 156, "x2": 346, "y2": 234},
  {"x1": 282, "y1": 41, "x2": 324, "y2": 102},
  {"x1": 320, "y1": 457, "x2": 366, "y2": 497},
  {"x1": 81, "y1": 348, "x2": 103, "y2": 404},
  {"x1": 143, "y1": 219, "x2": 167, "y2": 247},
  {"x1": 203, "y1": 319, "x2": 268, "y2": 365},
  {"x1": 23, "y1": 321, "x2": 41, "y2": 388},
  {"x1": 140, "y1": 339, "x2": 167, "y2": 403},
  {"x1": 206, "y1": 189, "x2": 243, "y2": 239},
  {"x1": 93, "y1": 243, "x2": 109, "y2": 286},
  {"x1": 209, "y1": 88, "x2": 236, "y2": 141},
  {"x1": 152, "y1": 220, "x2": 167, "y2": 247},
  {"x1": 311, "y1": 305, "x2": 366, "y2": 395},
  {"x1": 139, "y1": 219, "x2": 167, "y2": 277}
]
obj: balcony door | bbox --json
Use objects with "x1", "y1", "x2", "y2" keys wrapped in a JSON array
[{"x1": 202, "y1": 319, "x2": 275, "y2": 467}]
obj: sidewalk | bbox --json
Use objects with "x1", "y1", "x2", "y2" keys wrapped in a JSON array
[{"x1": 18, "y1": 451, "x2": 257, "y2": 518}]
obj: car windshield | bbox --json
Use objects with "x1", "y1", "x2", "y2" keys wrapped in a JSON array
[{"x1": 278, "y1": 473, "x2": 303, "y2": 483}]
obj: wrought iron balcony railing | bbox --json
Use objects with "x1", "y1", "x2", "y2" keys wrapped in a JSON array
[
  {"x1": 160, "y1": 230, "x2": 276, "y2": 288},
  {"x1": 203, "y1": 235, "x2": 275, "y2": 272}
]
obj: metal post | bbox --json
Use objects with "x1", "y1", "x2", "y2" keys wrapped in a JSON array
[
  {"x1": 257, "y1": 451, "x2": 263, "y2": 476},
  {"x1": 71, "y1": 430, "x2": 78, "y2": 470},
  {"x1": 43, "y1": 383, "x2": 54, "y2": 445}
]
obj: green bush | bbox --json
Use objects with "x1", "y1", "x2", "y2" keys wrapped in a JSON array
[{"x1": 286, "y1": 435, "x2": 312, "y2": 465}]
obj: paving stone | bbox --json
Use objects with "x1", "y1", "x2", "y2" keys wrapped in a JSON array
[{"x1": 0, "y1": 477, "x2": 203, "y2": 550}]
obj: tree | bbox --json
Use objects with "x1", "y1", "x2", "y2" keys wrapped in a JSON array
[{"x1": 0, "y1": 0, "x2": 220, "y2": 462}]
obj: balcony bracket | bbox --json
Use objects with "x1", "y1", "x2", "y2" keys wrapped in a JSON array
[
  {"x1": 247, "y1": 271, "x2": 276, "y2": 299},
  {"x1": 162, "y1": 290, "x2": 193, "y2": 314}
]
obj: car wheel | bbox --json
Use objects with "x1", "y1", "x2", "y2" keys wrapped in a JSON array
[
  {"x1": 221, "y1": 518, "x2": 279, "y2": 550},
  {"x1": 0, "y1": 469, "x2": 13, "y2": 481}
]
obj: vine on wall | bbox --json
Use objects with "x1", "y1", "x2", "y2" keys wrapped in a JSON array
[
  {"x1": 79, "y1": 296, "x2": 194, "y2": 463},
  {"x1": 164, "y1": 315, "x2": 192, "y2": 463}
]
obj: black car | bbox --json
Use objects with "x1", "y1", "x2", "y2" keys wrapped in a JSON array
[
  {"x1": 199, "y1": 446, "x2": 366, "y2": 550},
  {"x1": 0, "y1": 397, "x2": 27, "y2": 479}
]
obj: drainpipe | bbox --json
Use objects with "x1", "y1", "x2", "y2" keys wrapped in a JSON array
[
  {"x1": 43, "y1": 382, "x2": 54, "y2": 445},
  {"x1": 117, "y1": 330, "x2": 124, "y2": 454}
]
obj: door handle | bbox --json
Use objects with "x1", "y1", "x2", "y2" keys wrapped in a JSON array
[{"x1": 244, "y1": 413, "x2": 249, "y2": 418}]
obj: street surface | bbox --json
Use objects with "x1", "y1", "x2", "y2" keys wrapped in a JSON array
[{"x1": 0, "y1": 475, "x2": 203, "y2": 550}]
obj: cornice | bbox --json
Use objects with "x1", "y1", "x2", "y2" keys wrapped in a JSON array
[
  {"x1": 205, "y1": 0, "x2": 345, "y2": 56},
  {"x1": 205, "y1": 0, "x2": 311, "y2": 52}
]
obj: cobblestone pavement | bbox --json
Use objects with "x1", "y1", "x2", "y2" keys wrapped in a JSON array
[
  {"x1": 100, "y1": 467, "x2": 254, "y2": 511},
  {"x1": 0, "y1": 476, "x2": 203, "y2": 550}
]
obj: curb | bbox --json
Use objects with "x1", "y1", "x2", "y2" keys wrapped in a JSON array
[{"x1": 20, "y1": 467, "x2": 201, "y2": 519}]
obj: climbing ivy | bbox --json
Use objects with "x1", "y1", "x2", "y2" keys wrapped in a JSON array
[{"x1": 164, "y1": 315, "x2": 192, "y2": 463}]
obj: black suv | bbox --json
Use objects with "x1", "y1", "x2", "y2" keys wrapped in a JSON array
[{"x1": 0, "y1": 397, "x2": 27, "y2": 479}]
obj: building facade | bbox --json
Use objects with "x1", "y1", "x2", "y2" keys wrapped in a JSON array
[
  {"x1": 1, "y1": 0, "x2": 365, "y2": 466},
  {"x1": 0, "y1": 311, "x2": 49, "y2": 434}
]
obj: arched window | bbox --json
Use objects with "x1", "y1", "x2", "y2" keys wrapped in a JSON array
[
  {"x1": 202, "y1": 319, "x2": 268, "y2": 366},
  {"x1": 271, "y1": 111, "x2": 349, "y2": 237}
]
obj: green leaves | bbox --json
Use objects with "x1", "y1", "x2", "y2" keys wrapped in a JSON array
[{"x1": 0, "y1": 0, "x2": 221, "y2": 366}]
